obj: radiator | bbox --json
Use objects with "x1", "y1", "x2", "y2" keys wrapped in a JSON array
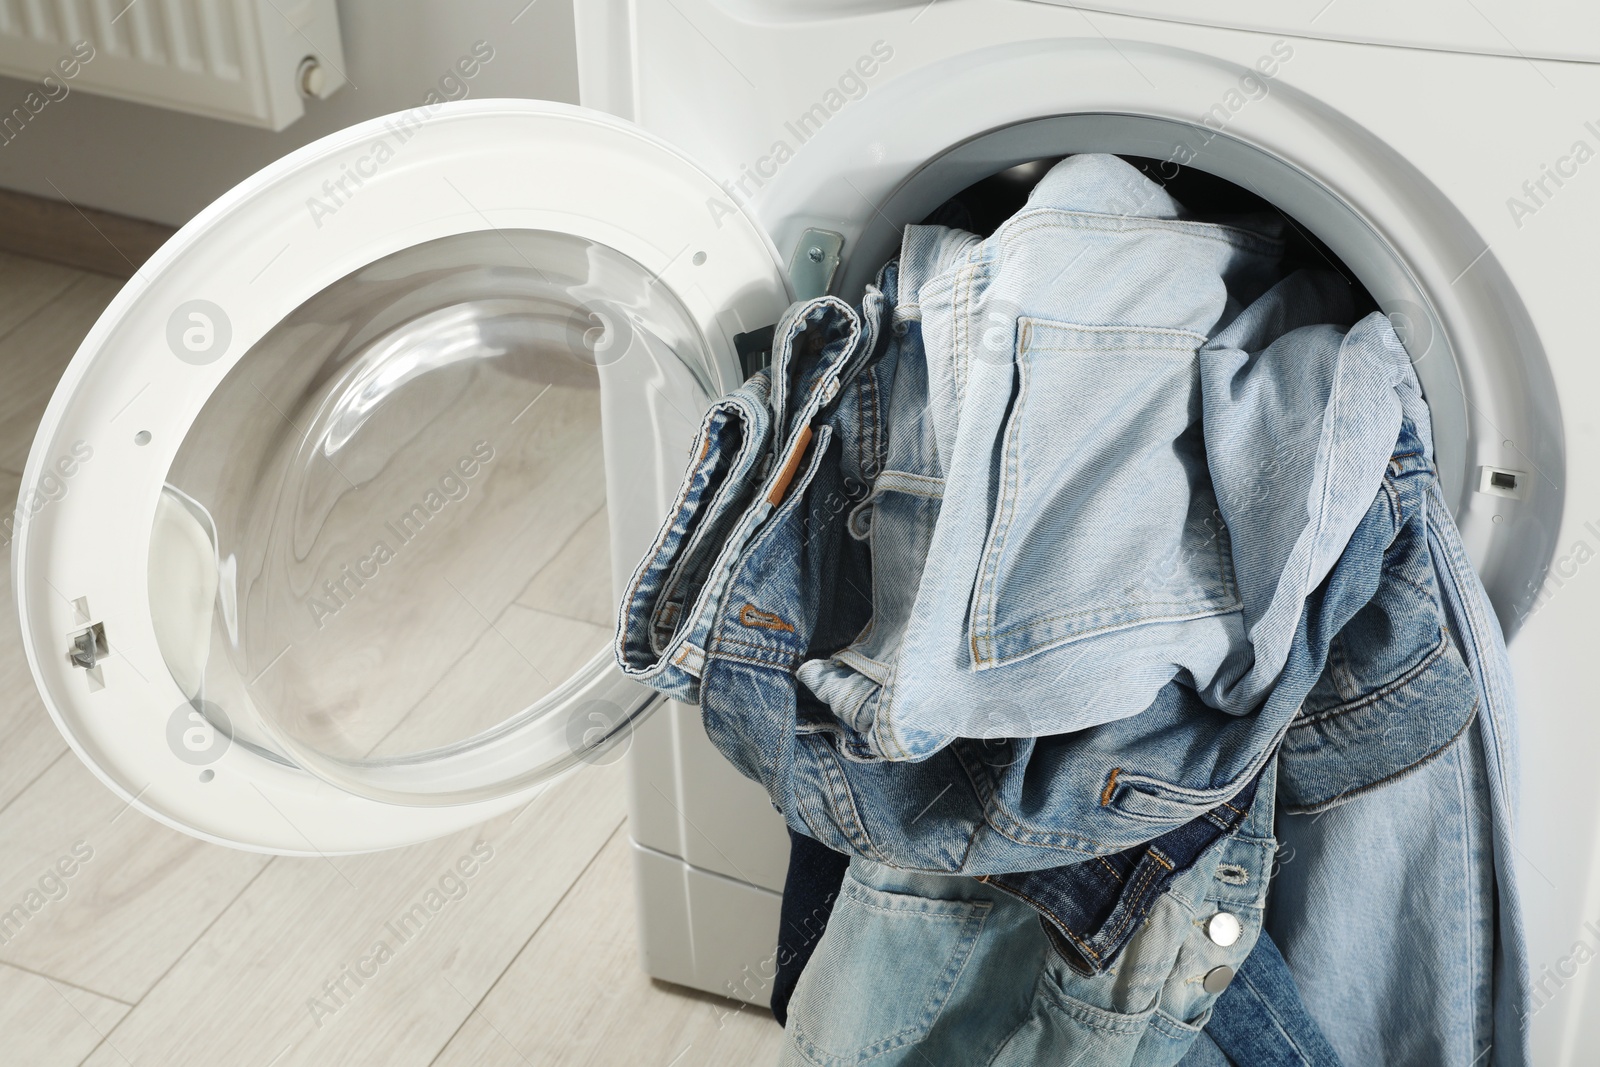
[{"x1": 0, "y1": 0, "x2": 346, "y2": 131}]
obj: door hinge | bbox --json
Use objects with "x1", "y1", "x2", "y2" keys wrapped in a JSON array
[{"x1": 787, "y1": 228, "x2": 844, "y2": 301}]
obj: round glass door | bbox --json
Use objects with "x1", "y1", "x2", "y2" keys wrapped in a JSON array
[{"x1": 148, "y1": 228, "x2": 718, "y2": 805}]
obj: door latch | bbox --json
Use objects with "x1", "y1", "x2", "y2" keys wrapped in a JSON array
[{"x1": 68, "y1": 622, "x2": 109, "y2": 690}]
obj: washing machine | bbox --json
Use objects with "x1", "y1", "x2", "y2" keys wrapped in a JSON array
[
  {"x1": 10, "y1": 1, "x2": 1597, "y2": 1062},
  {"x1": 573, "y1": 1, "x2": 1600, "y2": 1059}
]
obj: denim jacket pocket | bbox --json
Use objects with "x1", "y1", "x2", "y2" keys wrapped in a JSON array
[
  {"x1": 788, "y1": 874, "x2": 990, "y2": 1067},
  {"x1": 968, "y1": 318, "x2": 1239, "y2": 668}
]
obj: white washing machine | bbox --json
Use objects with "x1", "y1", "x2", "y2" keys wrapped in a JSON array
[
  {"x1": 575, "y1": 2, "x2": 1600, "y2": 1059},
  {"x1": 10, "y1": 2, "x2": 1598, "y2": 1062}
]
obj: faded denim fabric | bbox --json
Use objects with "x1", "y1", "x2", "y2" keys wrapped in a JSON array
[
  {"x1": 1429, "y1": 485, "x2": 1531, "y2": 1067},
  {"x1": 798, "y1": 155, "x2": 1417, "y2": 764},
  {"x1": 759, "y1": 404, "x2": 1502, "y2": 1067},
  {"x1": 615, "y1": 292, "x2": 877, "y2": 702},
  {"x1": 1270, "y1": 727, "x2": 1496, "y2": 1067},
  {"x1": 614, "y1": 368, "x2": 774, "y2": 704},
  {"x1": 778, "y1": 762, "x2": 1280, "y2": 1067},
  {"x1": 612, "y1": 152, "x2": 1528, "y2": 1063},
  {"x1": 1177, "y1": 931, "x2": 1345, "y2": 1067},
  {"x1": 1264, "y1": 397, "x2": 1530, "y2": 1067},
  {"x1": 615, "y1": 243, "x2": 1480, "y2": 870},
  {"x1": 1274, "y1": 415, "x2": 1480, "y2": 811}
]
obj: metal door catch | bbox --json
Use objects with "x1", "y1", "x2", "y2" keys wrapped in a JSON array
[{"x1": 69, "y1": 622, "x2": 108, "y2": 671}]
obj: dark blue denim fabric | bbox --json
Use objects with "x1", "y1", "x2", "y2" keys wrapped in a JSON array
[
  {"x1": 981, "y1": 771, "x2": 1262, "y2": 977},
  {"x1": 1178, "y1": 931, "x2": 1346, "y2": 1067},
  {"x1": 771, "y1": 829, "x2": 853, "y2": 1027}
]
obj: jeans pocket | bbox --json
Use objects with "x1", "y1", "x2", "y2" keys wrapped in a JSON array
[
  {"x1": 788, "y1": 875, "x2": 990, "y2": 1066},
  {"x1": 996, "y1": 963, "x2": 1210, "y2": 1067},
  {"x1": 994, "y1": 881, "x2": 1259, "y2": 1066},
  {"x1": 967, "y1": 318, "x2": 1239, "y2": 668}
]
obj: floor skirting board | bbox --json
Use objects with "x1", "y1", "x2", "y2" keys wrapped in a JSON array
[{"x1": 0, "y1": 187, "x2": 174, "y2": 279}]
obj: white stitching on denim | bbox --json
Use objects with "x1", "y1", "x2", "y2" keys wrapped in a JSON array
[{"x1": 1215, "y1": 864, "x2": 1250, "y2": 885}]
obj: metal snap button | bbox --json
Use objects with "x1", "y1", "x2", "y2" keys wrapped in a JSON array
[
  {"x1": 1203, "y1": 965, "x2": 1236, "y2": 995},
  {"x1": 1205, "y1": 911, "x2": 1242, "y2": 947}
]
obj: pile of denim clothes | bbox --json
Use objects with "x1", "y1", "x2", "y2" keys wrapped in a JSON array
[{"x1": 615, "y1": 155, "x2": 1528, "y2": 1067}]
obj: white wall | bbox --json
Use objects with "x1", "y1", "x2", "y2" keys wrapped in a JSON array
[{"x1": 0, "y1": 0, "x2": 579, "y2": 227}]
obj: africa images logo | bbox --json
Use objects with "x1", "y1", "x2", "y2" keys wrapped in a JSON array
[
  {"x1": 0, "y1": 40, "x2": 95, "y2": 149},
  {"x1": 706, "y1": 40, "x2": 895, "y2": 227},
  {"x1": 306, "y1": 841, "x2": 495, "y2": 1028},
  {"x1": 304, "y1": 41, "x2": 496, "y2": 228},
  {"x1": 305, "y1": 441, "x2": 495, "y2": 628}
]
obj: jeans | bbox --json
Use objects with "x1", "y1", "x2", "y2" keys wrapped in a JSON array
[
  {"x1": 1178, "y1": 931, "x2": 1346, "y2": 1067},
  {"x1": 1262, "y1": 487, "x2": 1529, "y2": 1067},
  {"x1": 779, "y1": 760, "x2": 1280, "y2": 1067},
  {"x1": 980, "y1": 769, "x2": 1262, "y2": 977},
  {"x1": 771, "y1": 829, "x2": 853, "y2": 1027},
  {"x1": 617, "y1": 268, "x2": 1478, "y2": 873},
  {"x1": 613, "y1": 153, "x2": 1526, "y2": 1062},
  {"x1": 756, "y1": 414, "x2": 1477, "y2": 1065},
  {"x1": 616, "y1": 291, "x2": 878, "y2": 708},
  {"x1": 798, "y1": 156, "x2": 1420, "y2": 764}
]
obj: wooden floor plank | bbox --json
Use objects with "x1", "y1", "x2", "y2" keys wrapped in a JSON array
[
  {"x1": 0, "y1": 251, "x2": 81, "y2": 343},
  {"x1": 0, "y1": 470, "x2": 71, "y2": 815},
  {"x1": 430, "y1": 832, "x2": 785, "y2": 1067},
  {"x1": 0, "y1": 273, "x2": 123, "y2": 474},
  {"x1": 74, "y1": 763, "x2": 631, "y2": 1067},
  {"x1": 0, "y1": 960, "x2": 129, "y2": 1067},
  {"x1": 0, "y1": 755, "x2": 269, "y2": 1004}
]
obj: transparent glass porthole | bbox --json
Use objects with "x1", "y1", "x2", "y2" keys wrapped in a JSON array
[{"x1": 148, "y1": 230, "x2": 717, "y2": 803}]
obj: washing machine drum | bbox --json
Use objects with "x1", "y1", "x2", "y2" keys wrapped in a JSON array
[{"x1": 14, "y1": 101, "x2": 789, "y2": 853}]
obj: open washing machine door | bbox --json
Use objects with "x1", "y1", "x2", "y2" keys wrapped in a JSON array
[{"x1": 11, "y1": 100, "x2": 791, "y2": 854}]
